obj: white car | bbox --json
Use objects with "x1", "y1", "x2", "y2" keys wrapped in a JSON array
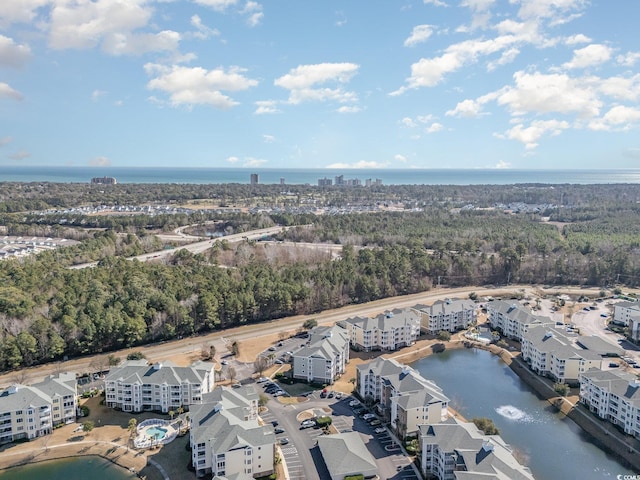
[
  {"x1": 375, "y1": 427, "x2": 386, "y2": 434},
  {"x1": 349, "y1": 400, "x2": 360, "y2": 407},
  {"x1": 363, "y1": 413, "x2": 376, "y2": 421},
  {"x1": 256, "y1": 377, "x2": 269, "y2": 383}
]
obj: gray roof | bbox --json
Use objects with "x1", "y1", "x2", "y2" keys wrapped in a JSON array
[
  {"x1": 190, "y1": 386, "x2": 274, "y2": 451},
  {"x1": 295, "y1": 325, "x2": 348, "y2": 360},
  {"x1": 105, "y1": 360, "x2": 213, "y2": 385},
  {"x1": 576, "y1": 336, "x2": 624, "y2": 356},
  {"x1": 420, "y1": 418, "x2": 535, "y2": 480},
  {"x1": 0, "y1": 385, "x2": 52, "y2": 412},
  {"x1": 317, "y1": 432, "x2": 377, "y2": 478},
  {"x1": 488, "y1": 301, "x2": 550, "y2": 326},
  {"x1": 525, "y1": 326, "x2": 613, "y2": 361},
  {"x1": 32, "y1": 372, "x2": 76, "y2": 398},
  {"x1": 581, "y1": 369, "x2": 640, "y2": 407},
  {"x1": 415, "y1": 299, "x2": 477, "y2": 316},
  {"x1": 344, "y1": 308, "x2": 419, "y2": 331}
]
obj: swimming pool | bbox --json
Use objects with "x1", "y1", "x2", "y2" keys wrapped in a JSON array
[{"x1": 145, "y1": 426, "x2": 167, "y2": 440}]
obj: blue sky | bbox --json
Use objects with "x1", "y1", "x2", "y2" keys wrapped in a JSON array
[{"x1": 1, "y1": 0, "x2": 639, "y2": 170}]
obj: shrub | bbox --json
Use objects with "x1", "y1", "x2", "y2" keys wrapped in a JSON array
[
  {"x1": 553, "y1": 383, "x2": 570, "y2": 396},
  {"x1": 472, "y1": 417, "x2": 499, "y2": 435}
]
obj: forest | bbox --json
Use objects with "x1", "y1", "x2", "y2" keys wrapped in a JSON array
[{"x1": 0, "y1": 182, "x2": 639, "y2": 371}]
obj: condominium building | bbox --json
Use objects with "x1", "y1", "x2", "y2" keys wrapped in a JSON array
[
  {"x1": 419, "y1": 417, "x2": 535, "y2": 480},
  {"x1": 521, "y1": 326, "x2": 605, "y2": 385},
  {"x1": 412, "y1": 299, "x2": 477, "y2": 334},
  {"x1": 341, "y1": 308, "x2": 421, "y2": 351},
  {"x1": 613, "y1": 300, "x2": 640, "y2": 327},
  {"x1": 291, "y1": 325, "x2": 350, "y2": 385},
  {"x1": 105, "y1": 360, "x2": 215, "y2": 413},
  {"x1": 487, "y1": 300, "x2": 552, "y2": 341},
  {"x1": 356, "y1": 357, "x2": 449, "y2": 439},
  {"x1": 190, "y1": 386, "x2": 275, "y2": 478},
  {"x1": 0, "y1": 372, "x2": 77, "y2": 444},
  {"x1": 580, "y1": 368, "x2": 640, "y2": 438}
]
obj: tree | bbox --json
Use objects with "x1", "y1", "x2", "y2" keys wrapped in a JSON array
[
  {"x1": 227, "y1": 366, "x2": 237, "y2": 383},
  {"x1": 108, "y1": 354, "x2": 121, "y2": 366},
  {"x1": 126, "y1": 351, "x2": 146, "y2": 360},
  {"x1": 472, "y1": 417, "x2": 499, "y2": 435},
  {"x1": 302, "y1": 318, "x2": 318, "y2": 330},
  {"x1": 437, "y1": 330, "x2": 452, "y2": 342},
  {"x1": 128, "y1": 418, "x2": 137, "y2": 441},
  {"x1": 254, "y1": 356, "x2": 269, "y2": 376},
  {"x1": 258, "y1": 393, "x2": 269, "y2": 407},
  {"x1": 553, "y1": 383, "x2": 570, "y2": 396},
  {"x1": 229, "y1": 340, "x2": 240, "y2": 356},
  {"x1": 82, "y1": 421, "x2": 95, "y2": 433},
  {"x1": 468, "y1": 291, "x2": 478, "y2": 301},
  {"x1": 169, "y1": 410, "x2": 175, "y2": 420}
]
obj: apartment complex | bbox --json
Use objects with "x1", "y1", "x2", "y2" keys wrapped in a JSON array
[
  {"x1": 341, "y1": 308, "x2": 420, "y2": 351},
  {"x1": 487, "y1": 300, "x2": 553, "y2": 341},
  {"x1": 356, "y1": 357, "x2": 449, "y2": 439},
  {"x1": 614, "y1": 300, "x2": 640, "y2": 327},
  {"x1": 105, "y1": 360, "x2": 215, "y2": 413},
  {"x1": 580, "y1": 368, "x2": 640, "y2": 438},
  {"x1": 0, "y1": 372, "x2": 77, "y2": 444},
  {"x1": 317, "y1": 431, "x2": 377, "y2": 480},
  {"x1": 291, "y1": 325, "x2": 350, "y2": 385},
  {"x1": 412, "y1": 299, "x2": 477, "y2": 334},
  {"x1": 521, "y1": 325, "x2": 606, "y2": 385},
  {"x1": 419, "y1": 417, "x2": 535, "y2": 480},
  {"x1": 190, "y1": 386, "x2": 275, "y2": 478}
]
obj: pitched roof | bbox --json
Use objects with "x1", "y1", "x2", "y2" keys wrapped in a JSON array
[
  {"x1": 581, "y1": 368, "x2": 640, "y2": 407},
  {"x1": 0, "y1": 385, "x2": 52, "y2": 411},
  {"x1": 105, "y1": 360, "x2": 213, "y2": 385},
  {"x1": 317, "y1": 432, "x2": 377, "y2": 478}
]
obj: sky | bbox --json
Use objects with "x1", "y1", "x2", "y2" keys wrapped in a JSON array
[{"x1": 1, "y1": 0, "x2": 640, "y2": 170}]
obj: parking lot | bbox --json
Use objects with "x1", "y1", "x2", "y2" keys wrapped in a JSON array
[{"x1": 260, "y1": 387, "x2": 420, "y2": 480}]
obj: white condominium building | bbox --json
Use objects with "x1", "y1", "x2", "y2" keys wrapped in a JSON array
[
  {"x1": 487, "y1": 300, "x2": 552, "y2": 341},
  {"x1": 105, "y1": 360, "x2": 215, "y2": 413},
  {"x1": 342, "y1": 308, "x2": 421, "y2": 351},
  {"x1": 412, "y1": 299, "x2": 477, "y2": 334},
  {"x1": 291, "y1": 325, "x2": 350, "y2": 385}
]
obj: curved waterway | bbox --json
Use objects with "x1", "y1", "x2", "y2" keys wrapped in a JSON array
[
  {"x1": 412, "y1": 348, "x2": 636, "y2": 479},
  {"x1": 0, "y1": 455, "x2": 137, "y2": 480}
]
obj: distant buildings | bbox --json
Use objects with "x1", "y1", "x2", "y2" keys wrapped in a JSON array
[
  {"x1": 317, "y1": 175, "x2": 382, "y2": 187},
  {"x1": 487, "y1": 300, "x2": 553, "y2": 342},
  {"x1": 250, "y1": 173, "x2": 259, "y2": 185},
  {"x1": 190, "y1": 385, "x2": 275, "y2": 478},
  {"x1": 90, "y1": 176, "x2": 117, "y2": 185},
  {"x1": 105, "y1": 360, "x2": 215, "y2": 413},
  {"x1": 291, "y1": 325, "x2": 350, "y2": 384},
  {"x1": 340, "y1": 308, "x2": 421, "y2": 351},
  {"x1": 0, "y1": 373, "x2": 77, "y2": 444},
  {"x1": 318, "y1": 177, "x2": 332, "y2": 187}
]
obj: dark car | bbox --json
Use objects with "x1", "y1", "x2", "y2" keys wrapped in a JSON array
[
  {"x1": 274, "y1": 427, "x2": 285, "y2": 434},
  {"x1": 270, "y1": 420, "x2": 279, "y2": 427}
]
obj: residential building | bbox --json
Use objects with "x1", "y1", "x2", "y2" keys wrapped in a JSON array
[
  {"x1": 291, "y1": 325, "x2": 349, "y2": 384},
  {"x1": 317, "y1": 432, "x2": 377, "y2": 480},
  {"x1": 356, "y1": 357, "x2": 449, "y2": 438},
  {"x1": 521, "y1": 326, "x2": 605, "y2": 385},
  {"x1": 0, "y1": 373, "x2": 77, "y2": 444},
  {"x1": 105, "y1": 360, "x2": 215, "y2": 413},
  {"x1": 341, "y1": 308, "x2": 420, "y2": 351},
  {"x1": 32, "y1": 372, "x2": 78, "y2": 426},
  {"x1": 614, "y1": 300, "x2": 640, "y2": 327},
  {"x1": 487, "y1": 300, "x2": 552, "y2": 341},
  {"x1": 250, "y1": 173, "x2": 259, "y2": 185},
  {"x1": 412, "y1": 299, "x2": 477, "y2": 334},
  {"x1": 419, "y1": 417, "x2": 535, "y2": 480},
  {"x1": 190, "y1": 386, "x2": 275, "y2": 478},
  {"x1": 630, "y1": 317, "x2": 640, "y2": 342},
  {"x1": 580, "y1": 368, "x2": 640, "y2": 438}
]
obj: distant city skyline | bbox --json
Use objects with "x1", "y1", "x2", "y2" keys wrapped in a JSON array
[{"x1": 1, "y1": 1, "x2": 639, "y2": 170}]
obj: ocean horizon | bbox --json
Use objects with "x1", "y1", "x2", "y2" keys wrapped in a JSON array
[{"x1": 2, "y1": 166, "x2": 640, "y2": 186}]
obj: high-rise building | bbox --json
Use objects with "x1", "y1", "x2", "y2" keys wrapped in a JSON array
[{"x1": 250, "y1": 173, "x2": 259, "y2": 185}]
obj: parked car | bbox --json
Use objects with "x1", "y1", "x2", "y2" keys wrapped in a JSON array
[
  {"x1": 221, "y1": 360, "x2": 229, "y2": 365},
  {"x1": 328, "y1": 391, "x2": 335, "y2": 398},
  {"x1": 300, "y1": 419, "x2": 315, "y2": 429},
  {"x1": 256, "y1": 377, "x2": 269, "y2": 383},
  {"x1": 231, "y1": 383, "x2": 242, "y2": 388},
  {"x1": 363, "y1": 413, "x2": 376, "y2": 420},
  {"x1": 375, "y1": 427, "x2": 386, "y2": 434},
  {"x1": 349, "y1": 400, "x2": 360, "y2": 407},
  {"x1": 274, "y1": 427, "x2": 285, "y2": 434},
  {"x1": 279, "y1": 438, "x2": 289, "y2": 445},
  {"x1": 369, "y1": 419, "x2": 381, "y2": 426},
  {"x1": 335, "y1": 392, "x2": 343, "y2": 399},
  {"x1": 270, "y1": 420, "x2": 279, "y2": 427}
]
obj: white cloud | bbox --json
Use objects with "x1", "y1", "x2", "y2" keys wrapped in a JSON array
[
  {"x1": 461, "y1": 0, "x2": 494, "y2": 10},
  {"x1": 588, "y1": 105, "x2": 640, "y2": 131},
  {"x1": 326, "y1": 160, "x2": 389, "y2": 168},
  {"x1": 243, "y1": 156, "x2": 266, "y2": 167},
  {"x1": 618, "y1": 51, "x2": 640, "y2": 67},
  {"x1": 337, "y1": 105, "x2": 360, "y2": 113},
  {"x1": 404, "y1": 25, "x2": 433, "y2": 47},
  {"x1": 190, "y1": 15, "x2": 220, "y2": 40},
  {"x1": 394, "y1": 154, "x2": 407, "y2": 162},
  {"x1": 145, "y1": 63, "x2": 258, "y2": 108},
  {"x1": 49, "y1": 0, "x2": 152, "y2": 50},
  {"x1": 8, "y1": 150, "x2": 31, "y2": 160},
  {"x1": 502, "y1": 119, "x2": 569, "y2": 149},
  {"x1": 565, "y1": 33, "x2": 591, "y2": 45},
  {"x1": 0, "y1": 0, "x2": 50, "y2": 27},
  {"x1": 0, "y1": 136, "x2": 12, "y2": 146},
  {"x1": 226, "y1": 156, "x2": 239, "y2": 163},
  {"x1": 242, "y1": 1, "x2": 263, "y2": 27},
  {"x1": 262, "y1": 134, "x2": 275, "y2": 143},
  {"x1": 426, "y1": 122, "x2": 444, "y2": 133},
  {"x1": 102, "y1": 30, "x2": 181, "y2": 56},
  {"x1": 562, "y1": 44, "x2": 613, "y2": 70},
  {"x1": 401, "y1": 117, "x2": 417, "y2": 128},
  {"x1": 335, "y1": 11, "x2": 347, "y2": 27},
  {"x1": 494, "y1": 71, "x2": 602, "y2": 118},
  {"x1": 423, "y1": 0, "x2": 447, "y2": 6},
  {"x1": 89, "y1": 155, "x2": 111, "y2": 166},
  {"x1": 0, "y1": 35, "x2": 32, "y2": 68},
  {"x1": 495, "y1": 160, "x2": 511, "y2": 168},
  {"x1": 275, "y1": 62, "x2": 359, "y2": 105},
  {"x1": 516, "y1": 0, "x2": 587, "y2": 21},
  {"x1": 487, "y1": 47, "x2": 520, "y2": 70},
  {"x1": 0, "y1": 82, "x2": 23, "y2": 100},
  {"x1": 91, "y1": 89, "x2": 107, "y2": 101},
  {"x1": 254, "y1": 100, "x2": 280, "y2": 114},
  {"x1": 194, "y1": 0, "x2": 238, "y2": 11},
  {"x1": 596, "y1": 74, "x2": 640, "y2": 102},
  {"x1": 446, "y1": 98, "x2": 484, "y2": 117}
]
